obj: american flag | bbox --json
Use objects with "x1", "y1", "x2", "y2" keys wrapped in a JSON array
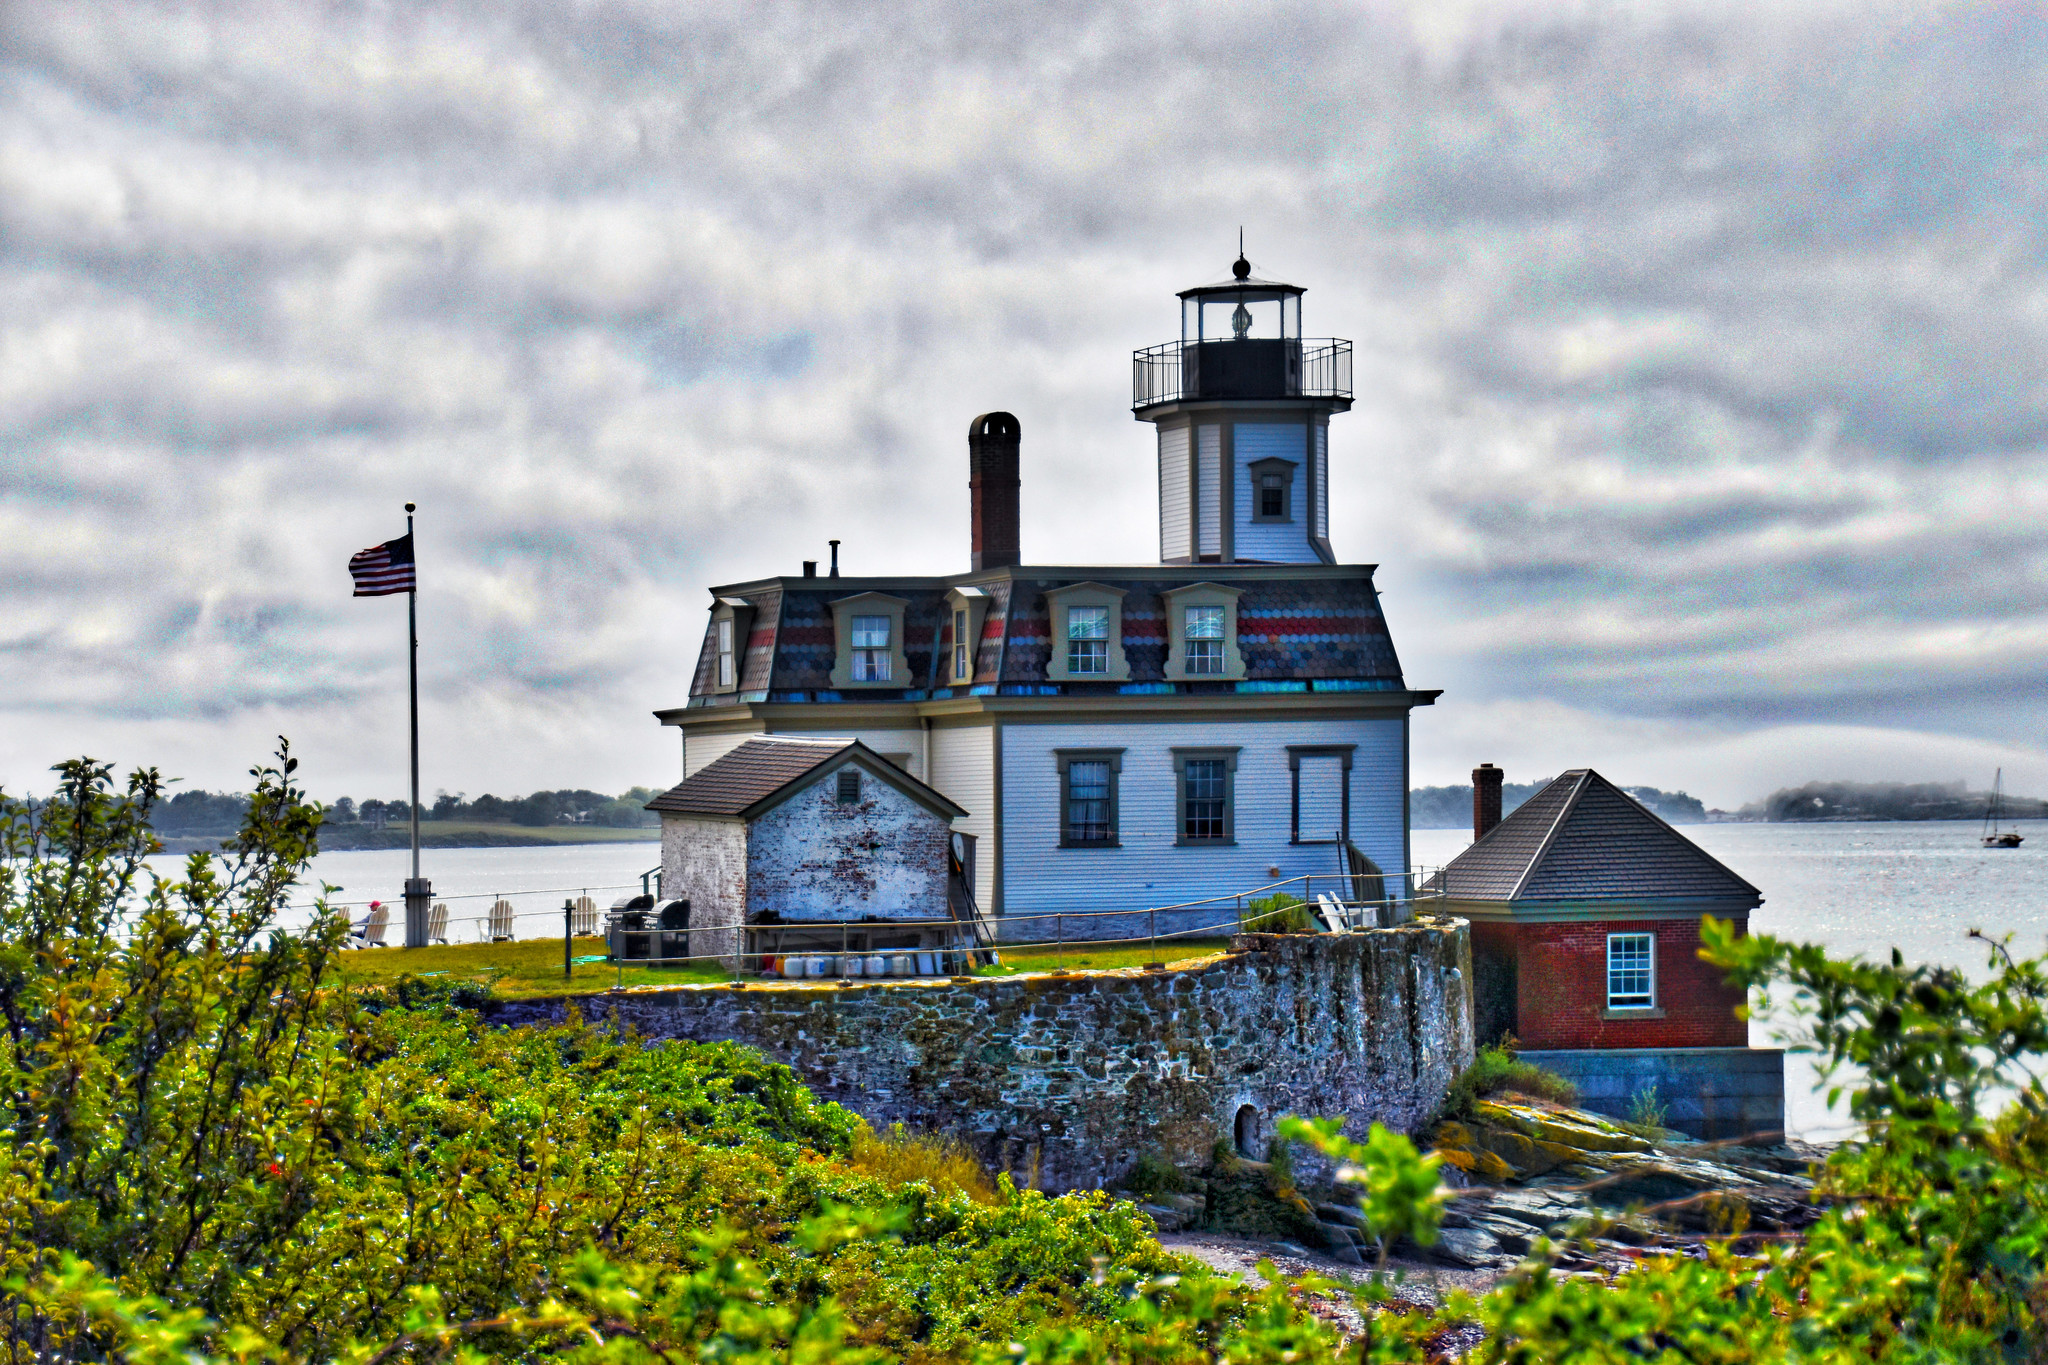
[{"x1": 349, "y1": 534, "x2": 416, "y2": 597}]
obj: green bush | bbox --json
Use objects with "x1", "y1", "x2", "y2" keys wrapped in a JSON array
[
  {"x1": 1243, "y1": 892, "x2": 1314, "y2": 933},
  {"x1": 1122, "y1": 1150, "x2": 1189, "y2": 1202},
  {"x1": 1440, "y1": 1039, "x2": 1578, "y2": 1119}
]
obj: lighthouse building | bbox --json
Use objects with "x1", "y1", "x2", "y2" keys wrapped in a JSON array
[{"x1": 654, "y1": 255, "x2": 1438, "y2": 944}]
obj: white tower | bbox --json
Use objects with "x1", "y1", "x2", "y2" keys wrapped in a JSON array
[{"x1": 1132, "y1": 251, "x2": 1352, "y2": 564}]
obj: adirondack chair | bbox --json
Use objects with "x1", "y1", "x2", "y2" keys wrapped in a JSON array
[
  {"x1": 572, "y1": 896, "x2": 599, "y2": 936},
  {"x1": 1313, "y1": 892, "x2": 1349, "y2": 935},
  {"x1": 487, "y1": 899, "x2": 516, "y2": 942},
  {"x1": 350, "y1": 901, "x2": 391, "y2": 947},
  {"x1": 428, "y1": 901, "x2": 449, "y2": 944}
]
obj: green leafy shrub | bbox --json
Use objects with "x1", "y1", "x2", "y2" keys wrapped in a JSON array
[
  {"x1": 1441, "y1": 1039, "x2": 1577, "y2": 1118},
  {"x1": 1243, "y1": 892, "x2": 1314, "y2": 933},
  {"x1": 847, "y1": 1123, "x2": 997, "y2": 1204},
  {"x1": 1121, "y1": 1150, "x2": 1190, "y2": 1202},
  {"x1": 1622, "y1": 1082, "x2": 1669, "y2": 1136}
]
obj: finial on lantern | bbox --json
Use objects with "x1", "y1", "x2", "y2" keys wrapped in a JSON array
[{"x1": 1232, "y1": 227, "x2": 1251, "y2": 281}]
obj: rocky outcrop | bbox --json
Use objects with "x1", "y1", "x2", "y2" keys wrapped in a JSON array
[{"x1": 1425, "y1": 1093, "x2": 1824, "y2": 1271}]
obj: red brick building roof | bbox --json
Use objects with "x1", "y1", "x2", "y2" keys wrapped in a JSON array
[{"x1": 1425, "y1": 769, "x2": 1760, "y2": 907}]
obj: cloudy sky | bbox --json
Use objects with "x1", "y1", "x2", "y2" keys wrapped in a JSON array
[{"x1": 5, "y1": 0, "x2": 2046, "y2": 809}]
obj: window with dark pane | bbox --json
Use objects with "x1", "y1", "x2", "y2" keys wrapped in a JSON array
[
  {"x1": 1064, "y1": 760, "x2": 1113, "y2": 844},
  {"x1": 836, "y1": 769, "x2": 862, "y2": 805},
  {"x1": 953, "y1": 608, "x2": 969, "y2": 680},
  {"x1": 1260, "y1": 473, "x2": 1285, "y2": 518},
  {"x1": 1183, "y1": 759, "x2": 1227, "y2": 839},
  {"x1": 1607, "y1": 933, "x2": 1654, "y2": 1008}
]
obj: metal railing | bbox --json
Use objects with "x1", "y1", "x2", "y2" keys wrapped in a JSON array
[{"x1": 1132, "y1": 338, "x2": 1352, "y2": 409}]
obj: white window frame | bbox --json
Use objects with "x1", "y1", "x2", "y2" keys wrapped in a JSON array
[
  {"x1": 1606, "y1": 933, "x2": 1656, "y2": 1010},
  {"x1": 1066, "y1": 604, "x2": 1110, "y2": 675},
  {"x1": 708, "y1": 596, "x2": 755, "y2": 696},
  {"x1": 851, "y1": 614, "x2": 892, "y2": 681},
  {"x1": 944, "y1": 585, "x2": 991, "y2": 687},
  {"x1": 716, "y1": 619, "x2": 735, "y2": 687}
]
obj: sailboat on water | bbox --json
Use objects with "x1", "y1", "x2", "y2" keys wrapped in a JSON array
[{"x1": 1983, "y1": 768, "x2": 2024, "y2": 848}]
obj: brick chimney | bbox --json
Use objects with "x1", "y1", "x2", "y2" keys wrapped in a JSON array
[
  {"x1": 969, "y1": 411, "x2": 1021, "y2": 570},
  {"x1": 1473, "y1": 764, "x2": 1504, "y2": 841}
]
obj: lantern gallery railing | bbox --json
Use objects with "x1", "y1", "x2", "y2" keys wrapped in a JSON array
[{"x1": 1132, "y1": 338, "x2": 1352, "y2": 410}]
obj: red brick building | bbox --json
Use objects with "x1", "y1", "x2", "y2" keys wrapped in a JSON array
[{"x1": 1426, "y1": 766, "x2": 1780, "y2": 1139}]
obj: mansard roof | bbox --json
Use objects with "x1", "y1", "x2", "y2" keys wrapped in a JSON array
[
  {"x1": 1423, "y1": 769, "x2": 1761, "y2": 907},
  {"x1": 679, "y1": 563, "x2": 1407, "y2": 706},
  {"x1": 646, "y1": 737, "x2": 968, "y2": 822}
]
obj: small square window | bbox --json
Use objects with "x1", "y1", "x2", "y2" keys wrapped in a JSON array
[
  {"x1": 1067, "y1": 605, "x2": 1109, "y2": 675},
  {"x1": 1260, "y1": 474, "x2": 1284, "y2": 518},
  {"x1": 1184, "y1": 605, "x2": 1224, "y2": 675},
  {"x1": 1607, "y1": 934, "x2": 1655, "y2": 1009},
  {"x1": 836, "y1": 769, "x2": 862, "y2": 805},
  {"x1": 851, "y1": 614, "x2": 892, "y2": 682}
]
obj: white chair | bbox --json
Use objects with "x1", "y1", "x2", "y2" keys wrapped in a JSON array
[
  {"x1": 487, "y1": 899, "x2": 516, "y2": 942},
  {"x1": 350, "y1": 902, "x2": 391, "y2": 948},
  {"x1": 428, "y1": 902, "x2": 449, "y2": 945},
  {"x1": 1314, "y1": 893, "x2": 1349, "y2": 934},
  {"x1": 572, "y1": 896, "x2": 599, "y2": 936}
]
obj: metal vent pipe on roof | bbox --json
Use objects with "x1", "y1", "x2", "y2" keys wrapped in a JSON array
[{"x1": 828, "y1": 540, "x2": 840, "y2": 577}]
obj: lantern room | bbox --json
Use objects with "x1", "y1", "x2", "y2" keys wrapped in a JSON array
[{"x1": 1134, "y1": 250, "x2": 1353, "y2": 566}]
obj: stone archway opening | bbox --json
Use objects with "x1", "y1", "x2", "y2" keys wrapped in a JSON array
[{"x1": 1234, "y1": 1104, "x2": 1261, "y2": 1159}]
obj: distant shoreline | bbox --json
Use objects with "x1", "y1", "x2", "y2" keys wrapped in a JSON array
[{"x1": 154, "y1": 824, "x2": 661, "y2": 855}]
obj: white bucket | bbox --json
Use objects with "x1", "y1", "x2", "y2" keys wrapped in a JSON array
[
  {"x1": 888, "y1": 954, "x2": 913, "y2": 977},
  {"x1": 864, "y1": 954, "x2": 887, "y2": 977},
  {"x1": 779, "y1": 957, "x2": 804, "y2": 979},
  {"x1": 805, "y1": 956, "x2": 830, "y2": 979},
  {"x1": 843, "y1": 955, "x2": 865, "y2": 978}
]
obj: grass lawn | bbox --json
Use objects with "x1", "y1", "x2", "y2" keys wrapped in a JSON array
[
  {"x1": 976, "y1": 938, "x2": 1232, "y2": 976},
  {"x1": 335, "y1": 935, "x2": 1238, "y2": 1000}
]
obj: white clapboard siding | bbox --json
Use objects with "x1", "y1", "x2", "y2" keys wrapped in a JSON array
[
  {"x1": 683, "y1": 728, "x2": 764, "y2": 777},
  {"x1": 928, "y1": 722, "x2": 996, "y2": 900},
  {"x1": 1233, "y1": 422, "x2": 1314, "y2": 563},
  {"x1": 999, "y1": 717, "x2": 1406, "y2": 920},
  {"x1": 1312, "y1": 424, "x2": 1329, "y2": 541},
  {"x1": 1196, "y1": 425, "x2": 1222, "y2": 556},
  {"x1": 1158, "y1": 425, "x2": 1191, "y2": 561},
  {"x1": 1295, "y1": 754, "x2": 1345, "y2": 842}
]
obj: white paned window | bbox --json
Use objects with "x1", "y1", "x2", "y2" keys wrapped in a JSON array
[
  {"x1": 851, "y1": 615, "x2": 892, "y2": 681},
  {"x1": 1184, "y1": 605, "x2": 1224, "y2": 674},
  {"x1": 716, "y1": 618, "x2": 735, "y2": 687},
  {"x1": 1607, "y1": 933, "x2": 1655, "y2": 1009},
  {"x1": 1294, "y1": 755, "x2": 1345, "y2": 842},
  {"x1": 1067, "y1": 605, "x2": 1109, "y2": 674},
  {"x1": 953, "y1": 608, "x2": 970, "y2": 680}
]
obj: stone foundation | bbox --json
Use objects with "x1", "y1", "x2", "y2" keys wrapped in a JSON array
[
  {"x1": 488, "y1": 919, "x2": 1474, "y2": 1191},
  {"x1": 1517, "y1": 1047, "x2": 1785, "y2": 1142}
]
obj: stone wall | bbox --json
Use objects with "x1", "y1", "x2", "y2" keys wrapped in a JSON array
[{"x1": 489, "y1": 918, "x2": 1474, "y2": 1191}]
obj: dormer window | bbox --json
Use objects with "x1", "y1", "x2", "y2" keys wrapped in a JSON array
[
  {"x1": 1067, "y1": 606, "x2": 1109, "y2": 674},
  {"x1": 943, "y1": 585, "x2": 991, "y2": 687},
  {"x1": 1246, "y1": 456, "x2": 1298, "y2": 524},
  {"x1": 1183, "y1": 605, "x2": 1225, "y2": 675},
  {"x1": 1162, "y1": 582, "x2": 1246, "y2": 682},
  {"x1": 707, "y1": 595, "x2": 756, "y2": 696},
  {"x1": 1043, "y1": 583, "x2": 1130, "y2": 683},
  {"x1": 827, "y1": 592, "x2": 910, "y2": 689},
  {"x1": 851, "y1": 615, "x2": 892, "y2": 681}
]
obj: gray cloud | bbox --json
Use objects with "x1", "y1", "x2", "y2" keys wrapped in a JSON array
[{"x1": 3, "y1": 0, "x2": 2047, "y2": 803}]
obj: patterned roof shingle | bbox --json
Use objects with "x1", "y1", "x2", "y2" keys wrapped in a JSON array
[
  {"x1": 683, "y1": 567, "x2": 1406, "y2": 704},
  {"x1": 1426, "y1": 769, "x2": 1761, "y2": 905},
  {"x1": 647, "y1": 737, "x2": 850, "y2": 816}
]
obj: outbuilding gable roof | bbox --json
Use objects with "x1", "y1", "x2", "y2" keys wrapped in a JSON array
[
  {"x1": 1425, "y1": 769, "x2": 1760, "y2": 906},
  {"x1": 645, "y1": 737, "x2": 969, "y2": 823}
]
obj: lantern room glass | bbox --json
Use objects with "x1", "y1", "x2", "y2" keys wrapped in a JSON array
[{"x1": 1181, "y1": 291, "x2": 1301, "y2": 343}]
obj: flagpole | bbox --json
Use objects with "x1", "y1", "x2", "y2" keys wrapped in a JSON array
[{"x1": 403, "y1": 501, "x2": 429, "y2": 948}]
